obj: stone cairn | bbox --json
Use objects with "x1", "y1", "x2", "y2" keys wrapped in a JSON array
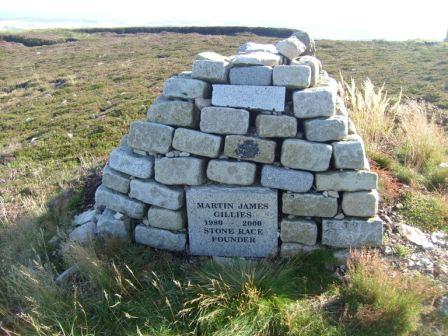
[{"x1": 71, "y1": 31, "x2": 382, "y2": 258}]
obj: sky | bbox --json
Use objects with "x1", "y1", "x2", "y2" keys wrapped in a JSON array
[{"x1": 1, "y1": 0, "x2": 447, "y2": 40}]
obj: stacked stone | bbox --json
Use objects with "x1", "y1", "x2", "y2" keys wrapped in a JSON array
[{"x1": 93, "y1": 31, "x2": 382, "y2": 257}]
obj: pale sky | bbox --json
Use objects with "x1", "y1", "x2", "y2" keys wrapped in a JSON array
[{"x1": 1, "y1": 0, "x2": 447, "y2": 40}]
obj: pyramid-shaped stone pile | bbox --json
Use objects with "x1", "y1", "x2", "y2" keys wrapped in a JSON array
[{"x1": 87, "y1": 31, "x2": 382, "y2": 258}]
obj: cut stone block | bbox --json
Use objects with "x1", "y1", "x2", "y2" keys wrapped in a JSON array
[
  {"x1": 155, "y1": 157, "x2": 206, "y2": 185},
  {"x1": 97, "y1": 209, "x2": 130, "y2": 239},
  {"x1": 147, "y1": 206, "x2": 186, "y2": 231},
  {"x1": 291, "y1": 55, "x2": 321, "y2": 86},
  {"x1": 102, "y1": 165, "x2": 130, "y2": 194},
  {"x1": 293, "y1": 86, "x2": 336, "y2": 118},
  {"x1": 135, "y1": 225, "x2": 186, "y2": 252},
  {"x1": 255, "y1": 114, "x2": 297, "y2": 138},
  {"x1": 212, "y1": 85, "x2": 286, "y2": 112},
  {"x1": 232, "y1": 52, "x2": 282, "y2": 66},
  {"x1": 206, "y1": 159, "x2": 257, "y2": 185},
  {"x1": 163, "y1": 76, "x2": 211, "y2": 99},
  {"x1": 191, "y1": 59, "x2": 230, "y2": 83},
  {"x1": 281, "y1": 243, "x2": 321, "y2": 257},
  {"x1": 224, "y1": 135, "x2": 276, "y2": 164},
  {"x1": 172, "y1": 128, "x2": 222, "y2": 158},
  {"x1": 196, "y1": 51, "x2": 227, "y2": 61},
  {"x1": 322, "y1": 217, "x2": 383, "y2": 247},
  {"x1": 237, "y1": 42, "x2": 278, "y2": 54},
  {"x1": 147, "y1": 99, "x2": 198, "y2": 127},
  {"x1": 332, "y1": 135, "x2": 367, "y2": 169},
  {"x1": 129, "y1": 179, "x2": 184, "y2": 210},
  {"x1": 195, "y1": 97, "x2": 211, "y2": 110},
  {"x1": 292, "y1": 30, "x2": 316, "y2": 56},
  {"x1": 95, "y1": 185, "x2": 146, "y2": 218},
  {"x1": 276, "y1": 36, "x2": 306, "y2": 60},
  {"x1": 273, "y1": 65, "x2": 311, "y2": 89},
  {"x1": 342, "y1": 190, "x2": 379, "y2": 217},
  {"x1": 229, "y1": 66, "x2": 273, "y2": 86},
  {"x1": 200, "y1": 106, "x2": 249, "y2": 135},
  {"x1": 128, "y1": 121, "x2": 174, "y2": 154},
  {"x1": 281, "y1": 139, "x2": 332, "y2": 172},
  {"x1": 109, "y1": 147, "x2": 154, "y2": 179},
  {"x1": 69, "y1": 221, "x2": 96, "y2": 244},
  {"x1": 73, "y1": 209, "x2": 96, "y2": 226},
  {"x1": 315, "y1": 171, "x2": 378, "y2": 191},
  {"x1": 304, "y1": 116, "x2": 348, "y2": 142},
  {"x1": 280, "y1": 218, "x2": 317, "y2": 245},
  {"x1": 261, "y1": 165, "x2": 313, "y2": 192},
  {"x1": 282, "y1": 192, "x2": 338, "y2": 217}
]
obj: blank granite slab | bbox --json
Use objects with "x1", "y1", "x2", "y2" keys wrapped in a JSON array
[
  {"x1": 172, "y1": 128, "x2": 222, "y2": 158},
  {"x1": 304, "y1": 116, "x2": 348, "y2": 142},
  {"x1": 237, "y1": 42, "x2": 278, "y2": 54},
  {"x1": 163, "y1": 76, "x2": 211, "y2": 99},
  {"x1": 109, "y1": 147, "x2": 154, "y2": 179},
  {"x1": 200, "y1": 106, "x2": 249, "y2": 135},
  {"x1": 155, "y1": 157, "x2": 206, "y2": 185},
  {"x1": 102, "y1": 164, "x2": 130, "y2": 194},
  {"x1": 280, "y1": 243, "x2": 321, "y2": 257},
  {"x1": 342, "y1": 190, "x2": 379, "y2": 217},
  {"x1": 147, "y1": 99, "x2": 198, "y2": 127},
  {"x1": 224, "y1": 135, "x2": 276, "y2": 164},
  {"x1": 280, "y1": 218, "x2": 317, "y2": 245},
  {"x1": 128, "y1": 121, "x2": 174, "y2": 154},
  {"x1": 255, "y1": 114, "x2": 297, "y2": 138},
  {"x1": 276, "y1": 36, "x2": 306, "y2": 60},
  {"x1": 186, "y1": 186, "x2": 278, "y2": 257},
  {"x1": 231, "y1": 52, "x2": 282, "y2": 66},
  {"x1": 291, "y1": 56, "x2": 321, "y2": 86},
  {"x1": 272, "y1": 65, "x2": 311, "y2": 89},
  {"x1": 293, "y1": 86, "x2": 336, "y2": 118},
  {"x1": 332, "y1": 136, "x2": 368, "y2": 169},
  {"x1": 95, "y1": 185, "x2": 146, "y2": 219},
  {"x1": 261, "y1": 165, "x2": 313, "y2": 192},
  {"x1": 196, "y1": 51, "x2": 227, "y2": 61},
  {"x1": 147, "y1": 206, "x2": 186, "y2": 231},
  {"x1": 315, "y1": 171, "x2": 378, "y2": 191},
  {"x1": 280, "y1": 139, "x2": 332, "y2": 172},
  {"x1": 191, "y1": 59, "x2": 230, "y2": 83},
  {"x1": 322, "y1": 217, "x2": 383, "y2": 247},
  {"x1": 206, "y1": 160, "x2": 257, "y2": 185},
  {"x1": 96, "y1": 209, "x2": 130, "y2": 239},
  {"x1": 135, "y1": 225, "x2": 186, "y2": 252},
  {"x1": 229, "y1": 66, "x2": 273, "y2": 86},
  {"x1": 129, "y1": 179, "x2": 184, "y2": 210},
  {"x1": 212, "y1": 85, "x2": 286, "y2": 112},
  {"x1": 282, "y1": 192, "x2": 338, "y2": 217}
]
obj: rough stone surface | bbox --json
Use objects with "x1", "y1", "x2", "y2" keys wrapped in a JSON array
[
  {"x1": 95, "y1": 185, "x2": 146, "y2": 218},
  {"x1": 212, "y1": 85, "x2": 286, "y2": 112},
  {"x1": 200, "y1": 106, "x2": 249, "y2": 135},
  {"x1": 322, "y1": 218, "x2": 383, "y2": 247},
  {"x1": 292, "y1": 30, "x2": 316, "y2": 56},
  {"x1": 147, "y1": 206, "x2": 186, "y2": 231},
  {"x1": 102, "y1": 165, "x2": 130, "y2": 194},
  {"x1": 237, "y1": 42, "x2": 278, "y2": 54},
  {"x1": 261, "y1": 165, "x2": 313, "y2": 192},
  {"x1": 255, "y1": 114, "x2": 297, "y2": 138},
  {"x1": 186, "y1": 186, "x2": 278, "y2": 257},
  {"x1": 128, "y1": 121, "x2": 174, "y2": 154},
  {"x1": 342, "y1": 190, "x2": 379, "y2": 217},
  {"x1": 172, "y1": 128, "x2": 222, "y2": 158},
  {"x1": 315, "y1": 171, "x2": 378, "y2": 191},
  {"x1": 282, "y1": 193, "x2": 338, "y2": 217},
  {"x1": 281, "y1": 243, "x2": 321, "y2": 257},
  {"x1": 229, "y1": 66, "x2": 272, "y2": 86},
  {"x1": 109, "y1": 147, "x2": 154, "y2": 179},
  {"x1": 155, "y1": 157, "x2": 206, "y2": 185},
  {"x1": 291, "y1": 56, "x2": 320, "y2": 86},
  {"x1": 192, "y1": 59, "x2": 230, "y2": 83},
  {"x1": 332, "y1": 135, "x2": 367, "y2": 169},
  {"x1": 163, "y1": 76, "x2": 211, "y2": 99},
  {"x1": 96, "y1": 209, "x2": 130, "y2": 239},
  {"x1": 293, "y1": 86, "x2": 336, "y2": 118},
  {"x1": 195, "y1": 97, "x2": 211, "y2": 110},
  {"x1": 74, "y1": 209, "x2": 96, "y2": 226},
  {"x1": 232, "y1": 52, "x2": 282, "y2": 66},
  {"x1": 129, "y1": 179, "x2": 184, "y2": 210},
  {"x1": 281, "y1": 139, "x2": 332, "y2": 172},
  {"x1": 398, "y1": 223, "x2": 434, "y2": 250},
  {"x1": 304, "y1": 116, "x2": 348, "y2": 142},
  {"x1": 224, "y1": 135, "x2": 276, "y2": 164},
  {"x1": 69, "y1": 221, "x2": 96, "y2": 244},
  {"x1": 196, "y1": 51, "x2": 227, "y2": 61},
  {"x1": 280, "y1": 218, "x2": 317, "y2": 245},
  {"x1": 135, "y1": 225, "x2": 186, "y2": 252},
  {"x1": 273, "y1": 65, "x2": 311, "y2": 89},
  {"x1": 147, "y1": 99, "x2": 198, "y2": 127},
  {"x1": 207, "y1": 159, "x2": 257, "y2": 185},
  {"x1": 276, "y1": 36, "x2": 306, "y2": 60}
]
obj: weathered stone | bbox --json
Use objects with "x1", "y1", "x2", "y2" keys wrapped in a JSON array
[
  {"x1": 398, "y1": 223, "x2": 434, "y2": 250},
  {"x1": 119, "y1": 134, "x2": 129, "y2": 147},
  {"x1": 304, "y1": 116, "x2": 348, "y2": 142},
  {"x1": 332, "y1": 136, "x2": 368, "y2": 169},
  {"x1": 237, "y1": 42, "x2": 278, "y2": 54},
  {"x1": 232, "y1": 52, "x2": 282, "y2": 66},
  {"x1": 172, "y1": 128, "x2": 222, "y2": 158},
  {"x1": 129, "y1": 179, "x2": 184, "y2": 210},
  {"x1": 276, "y1": 36, "x2": 306, "y2": 60},
  {"x1": 224, "y1": 135, "x2": 276, "y2": 164},
  {"x1": 273, "y1": 65, "x2": 311, "y2": 89},
  {"x1": 255, "y1": 114, "x2": 297, "y2": 138},
  {"x1": 186, "y1": 186, "x2": 278, "y2": 257},
  {"x1": 261, "y1": 165, "x2": 313, "y2": 192},
  {"x1": 128, "y1": 121, "x2": 174, "y2": 154},
  {"x1": 109, "y1": 147, "x2": 154, "y2": 179},
  {"x1": 212, "y1": 84, "x2": 286, "y2": 112},
  {"x1": 282, "y1": 193, "x2": 338, "y2": 217},
  {"x1": 147, "y1": 99, "x2": 198, "y2": 127},
  {"x1": 102, "y1": 165, "x2": 130, "y2": 194},
  {"x1": 280, "y1": 218, "x2": 317, "y2": 245},
  {"x1": 200, "y1": 106, "x2": 249, "y2": 135},
  {"x1": 281, "y1": 139, "x2": 332, "y2": 172},
  {"x1": 281, "y1": 243, "x2": 321, "y2": 257},
  {"x1": 147, "y1": 206, "x2": 186, "y2": 231},
  {"x1": 293, "y1": 86, "x2": 336, "y2": 118},
  {"x1": 69, "y1": 221, "x2": 96, "y2": 244},
  {"x1": 342, "y1": 190, "x2": 379, "y2": 217},
  {"x1": 196, "y1": 51, "x2": 227, "y2": 62},
  {"x1": 191, "y1": 59, "x2": 230, "y2": 83},
  {"x1": 292, "y1": 30, "x2": 316, "y2": 56},
  {"x1": 163, "y1": 76, "x2": 210, "y2": 99},
  {"x1": 206, "y1": 160, "x2": 257, "y2": 185},
  {"x1": 195, "y1": 97, "x2": 211, "y2": 110},
  {"x1": 74, "y1": 209, "x2": 96, "y2": 226},
  {"x1": 335, "y1": 96, "x2": 348, "y2": 116},
  {"x1": 55, "y1": 266, "x2": 78, "y2": 284},
  {"x1": 315, "y1": 171, "x2": 378, "y2": 191},
  {"x1": 155, "y1": 157, "x2": 206, "y2": 185},
  {"x1": 95, "y1": 185, "x2": 146, "y2": 218},
  {"x1": 291, "y1": 56, "x2": 321, "y2": 86},
  {"x1": 135, "y1": 225, "x2": 186, "y2": 252},
  {"x1": 229, "y1": 66, "x2": 272, "y2": 86},
  {"x1": 96, "y1": 208, "x2": 130, "y2": 239},
  {"x1": 322, "y1": 218, "x2": 383, "y2": 247}
]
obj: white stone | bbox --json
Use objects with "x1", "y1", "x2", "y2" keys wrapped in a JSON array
[
  {"x1": 291, "y1": 56, "x2": 321, "y2": 86},
  {"x1": 96, "y1": 209, "x2": 130, "y2": 239},
  {"x1": 109, "y1": 147, "x2": 154, "y2": 179},
  {"x1": 128, "y1": 121, "x2": 174, "y2": 154},
  {"x1": 135, "y1": 225, "x2": 186, "y2": 252},
  {"x1": 282, "y1": 193, "x2": 338, "y2": 217},
  {"x1": 102, "y1": 165, "x2": 130, "y2": 194},
  {"x1": 129, "y1": 179, "x2": 184, "y2": 210},
  {"x1": 293, "y1": 86, "x2": 336, "y2": 118},
  {"x1": 342, "y1": 190, "x2": 379, "y2": 217},
  {"x1": 281, "y1": 139, "x2": 332, "y2": 172},
  {"x1": 172, "y1": 128, "x2": 222, "y2": 158},
  {"x1": 200, "y1": 106, "x2": 249, "y2": 135},
  {"x1": 224, "y1": 135, "x2": 276, "y2": 164},
  {"x1": 332, "y1": 135, "x2": 368, "y2": 169},
  {"x1": 147, "y1": 206, "x2": 186, "y2": 231},
  {"x1": 255, "y1": 114, "x2": 297, "y2": 138},
  {"x1": 276, "y1": 36, "x2": 306, "y2": 60},
  {"x1": 69, "y1": 221, "x2": 96, "y2": 244},
  {"x1": 95, "y1": 185, "x2": 146, "y2": 219},
  {"x1": 237, "y1": 42, "x2": 278, "y2": 54},
  {"x1": 229, "y1": 66, "x2": 273, "y2": 86},
  {"x1": 322, "y1": 217, "x2": 383, "y2": 247},
  {"x1": 196, "y1": 51, "x2": 227, "y2": 62},
  {"x1": 273, "y1": 65, "x2": 311, "y2": 89},
  {"x1": 163, "y1": 76, "x2": 211, "y2": 99},
  {"x1": 155, "y1": 157, "x2": 206, "y2": 185},
  {"x1": 398, "y1": 223, "x2": 434, "y2": 250},
  {"x1": 280, "y1": 218, "x2": 317, "y2": 245},
  {"x1": 231, "y1": 52, "x2": 282, "y2": 66},
  {"x1": 73, "y1": 209, "x2": 96, "y2": 226},
  {"x1": 261, "y1": 165, "x2": 313, "y2": 192},
  {"x1": 206, "y1": 159, "x2": 257, "y2": 185},
  {"x1": 292, "y1": 30, "x2": 316, "y2": 56},
  {"x1": 147, "y1": 99, "x2": 198, "y2": 127},
  {"x1": 315, "y1": 171, "x2": 378, "y2": 191},
  {"x1": 304, "y1": 116, "x2": 348, "y2": 142},
  {"x1": 192, "y1": 59, "x2": 230, "y2": 83}
]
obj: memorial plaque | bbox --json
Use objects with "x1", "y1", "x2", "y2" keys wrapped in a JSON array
[{"x1": 187, "y1": 186, "x2": 278, "y2": 257}]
